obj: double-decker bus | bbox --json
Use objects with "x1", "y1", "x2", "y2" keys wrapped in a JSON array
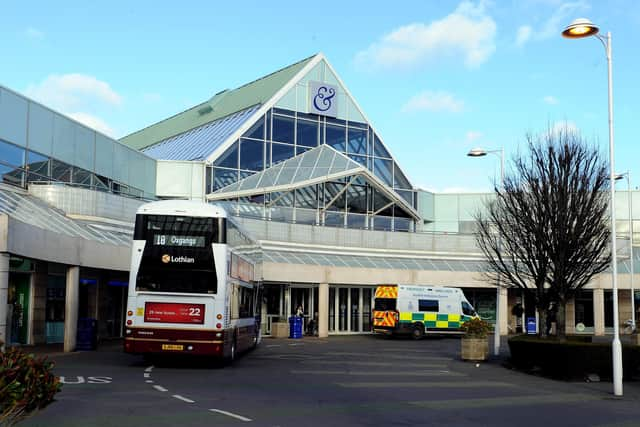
[{"x1": 124, "y1": 200, "x2": 261, "y2": 363}]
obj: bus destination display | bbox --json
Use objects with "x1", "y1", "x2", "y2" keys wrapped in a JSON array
[
  {"x1": 153, "y1": 235, "x2": 205, "y2": 247},
  {"x1": 144, "y1": 302, "x2": 205, "y2": 324}
]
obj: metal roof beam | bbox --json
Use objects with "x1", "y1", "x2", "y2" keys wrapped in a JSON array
[{"x1": 321, "y1": 175, "x2": 358, "y2": 213}]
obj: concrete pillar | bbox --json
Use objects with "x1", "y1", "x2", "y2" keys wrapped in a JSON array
[
  {"x1": 64, "y1": 266, "x2": 79, "y2": 352},
  {"x1": 499, "y1": 287, "x2": 508, "y2": 336},
  {"x1": 318, "y1": 283, "x2": 329, "y2": 338},
  {"x1": 0, "y1": 253, "x2": 9, "y2": 349},
  {"x1": 594, "y1": 288, "x2": 605, "y2": 336}
]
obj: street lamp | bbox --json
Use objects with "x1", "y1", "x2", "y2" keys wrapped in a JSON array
[
  {"x1": 563, "y1": 17, "x2": 623, "y2": 396},
  {"x1": 615, "y1": 172, "x2": 635, "y2": 333},
  {"x1": 468, "y1": 147, "x2": 504, "y2": 356}
]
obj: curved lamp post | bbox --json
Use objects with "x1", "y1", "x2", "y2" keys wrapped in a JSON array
[
  {"x1": 468, "y1": 147, "x2": 504, "y2": 356},
  {"x1": 563, "y1": 17, "x2": 623, "y2": 396}
]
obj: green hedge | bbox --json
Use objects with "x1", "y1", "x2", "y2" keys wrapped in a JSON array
[{"x1": 508, "y1": 335, "x2": 640, "y2": 380}]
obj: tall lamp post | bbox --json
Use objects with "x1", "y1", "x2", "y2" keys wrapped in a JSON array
[
  {"x1": 468, "y1": 147, "x2": 504, "y2": 356},
  {"x1": 615, "y1": 172, "x2": 635, "y2": 332},
  {"x1": 562, "y1": 17, "x2": 623, "y2": 396}
]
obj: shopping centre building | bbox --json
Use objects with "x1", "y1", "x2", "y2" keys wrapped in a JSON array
[{"x1": 0, "y1": 53, "x2": 638, "y2": 350}]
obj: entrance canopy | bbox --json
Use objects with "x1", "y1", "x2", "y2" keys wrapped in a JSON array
[{"x1": 206, "y1": 145, "x2": 420, "y2": 221}]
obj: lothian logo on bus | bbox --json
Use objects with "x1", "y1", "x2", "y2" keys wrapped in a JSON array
[{"x1": 161, "y1": 254, "x2": 195, "y2": 264}]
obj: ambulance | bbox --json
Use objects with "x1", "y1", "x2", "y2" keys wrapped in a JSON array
[{"x1": 372, "y1": 284, "x2": 478, "y2": 338}]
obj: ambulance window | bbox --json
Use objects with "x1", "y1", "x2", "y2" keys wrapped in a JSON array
[
  {"x1": 418, "y1": 300, "x2": 439, "y2": 312},
  {"x1": 374, "y1": 298, "x2": 396, "y2": 311},
  {"x1": 462, "y1": 301, "x2": 476, "y2": 316}
]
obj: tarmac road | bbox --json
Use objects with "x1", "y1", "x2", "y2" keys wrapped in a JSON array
[{"x1": 20, "y1": 335, "x2": 640, "y2": 427}]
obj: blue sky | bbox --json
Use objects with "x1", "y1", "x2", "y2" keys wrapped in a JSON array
[{"x1": 3, "y1": 0, "x2": 639, "y2": 192}]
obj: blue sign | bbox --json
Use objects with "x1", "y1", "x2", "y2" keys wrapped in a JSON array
[
  {"x1": 526, "y1": 317, "x2": 537, "y2": 334},
  {"x1": 309, "y1": 81, "x2": 338, "y2": 117}
]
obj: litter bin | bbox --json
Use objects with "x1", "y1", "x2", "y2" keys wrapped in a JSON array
[
  {"x1": 288, "y1": 316, "x2": 303, "y2": 339},
  {"x1": 526, "y1": 317, "x2": 537, "y2": 335},
  {"x1": 76, "y1": 318, "x2": 98, "y2": 350}
]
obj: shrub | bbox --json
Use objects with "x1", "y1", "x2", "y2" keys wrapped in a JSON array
[
  {"x1": 0, "y1": 341, "x2": 62, "y2": 426},
  {"x1": 461, "y1": 317, "x2": 493, "y2": 338},
  {"x1": 508, "y1": 335, "x2": 640, "y2": 380}
]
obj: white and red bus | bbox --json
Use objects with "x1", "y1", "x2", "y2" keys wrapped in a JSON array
[{"x1": 124, "y1": 200, "x2": 261, "y2": 363}]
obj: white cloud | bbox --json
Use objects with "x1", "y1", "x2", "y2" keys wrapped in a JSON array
[
  {"x1": 25, "y1": 27, "x2": 44, "y2": 39},
  {"x1": 543, "y1": 95, "x2": 558, "y2": 105},
  {"x1": 516, "y1": 25, "x2": 532, "y2": 47},
  {"x1": 354, "y1": 1, "x2": 496, "y2": 70},
  {"x1": 402, "y1": 91, "x2": 465, "y2": 113},
  {"x1": 67, "y1": 112, "x2": 115, "y2": 137},
  {"x1": 539, "y1": 1, "x2": 589, "y2": 39},
  {"x1": 26, "y1": 74, "x2": 122, "y2": 111},
  {"x1": 517, "y1": 1, "x2": 589, "y2": 45},
  {"x1": 25, "y1": 74, "x2": 121, "y2": 137},
  {"x1": 466, "y1": 131, "x2": 483, "y2": 143}
]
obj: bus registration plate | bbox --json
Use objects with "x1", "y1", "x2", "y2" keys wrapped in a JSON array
[{"x1": 162, "y1": 344, "x2": 183, "y2": 351}]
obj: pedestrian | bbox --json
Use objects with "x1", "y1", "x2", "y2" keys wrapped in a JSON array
[
  {"x1": 296, "y1": 304, "x2": 304, "y2": 318},
  {"x1": 546, "y1": 303, "x2": 557, "y2": 336}
]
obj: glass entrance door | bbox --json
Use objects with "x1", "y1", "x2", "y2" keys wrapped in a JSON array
[{"x1": 331, "y1": 286, "x2": 374, "y2": 334}]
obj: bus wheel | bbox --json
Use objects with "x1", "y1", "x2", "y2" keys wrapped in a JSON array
[
  {"x1": 411, "y1": 324, "x2": 425, "y2": 340},
  {"x1": 225, "y1": 338, "x2": 236, "y2": 366}
]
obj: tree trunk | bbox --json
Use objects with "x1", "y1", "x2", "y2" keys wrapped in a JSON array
[
  {"x1": 556, "y1": 301, "x2": 567, "y2": 340},
  {"x1": 538, "y1": 309, "x2": 548, "y2": 338}
]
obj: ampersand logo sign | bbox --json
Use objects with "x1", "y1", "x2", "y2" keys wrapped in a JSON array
[
  {"x1": 309, "y1": 81, "x2": 338, "y2": 117},
  {"x1": 313, "y1": 86, "x2": 335, "y2": 112}
]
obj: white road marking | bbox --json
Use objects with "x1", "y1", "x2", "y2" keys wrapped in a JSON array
[
  {"x1": 172, "y1": 395, "x2": 195, "y2": 403},
  {"x1": 266, "y1": 344, "x2": 281, "y2": 348},
  {"x1": 209, "y1": 409, "x2": 252, "y2": 422},
  {"x1": 288, "y1": 343, "x2": 304, "y2": 346},
  {"x1": 153, "y1": 385, "x2": 168, "y2": 392},
  {"x1": 337, "y1": 381, "x2": 516, "y2": 388},
  {"x1": 290, "y1": 370, "x2": 457, "y2": 377},
  {"x1": 144, "y1": 373, "x2": 151, "y2": 378},
  {"x1": 145, "y1": 366, "x2": 154, "y2": 372},
  {"x1": 302, "y1": 360, "x2": 446, "y2": 368},
  {"x1": 145, "y1": 380, "x2": 154, "y2": 384}
]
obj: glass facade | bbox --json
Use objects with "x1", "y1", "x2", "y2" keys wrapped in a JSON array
[
  {"x1": 0, "y1": 138, "x2": 144, "y2": 198},
  {"x1": 207, "y1": 107, "x2": 417, "y2": 231}
]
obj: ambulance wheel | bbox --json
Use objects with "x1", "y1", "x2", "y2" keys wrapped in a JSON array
[{"x1": 411, "y1": 323, "x2": 425, "y2": 340}]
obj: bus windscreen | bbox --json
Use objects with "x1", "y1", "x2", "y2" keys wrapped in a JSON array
[{"x1": 135, "y1": 214, "x2": 218, "y2": 294}]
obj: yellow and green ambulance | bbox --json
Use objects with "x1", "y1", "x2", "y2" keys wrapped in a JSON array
[{"x1": 372, "y1": 284, "x2": 478, "y2": 338}]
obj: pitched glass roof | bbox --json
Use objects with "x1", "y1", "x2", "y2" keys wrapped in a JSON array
[
  {"x1": 0, "y1": 185, "x2": 132, "y2": 246},
  {"x1": 208, "y1": 145, "x2": 419, "y2": 219},
  {"x1": 120, "y1": 55, "x2": 317, "y2": 150},
  {"x1": 141, "y1": 105, "x2": 260, "y2": 161},
  {"x1": 217, "y1": 145, "x2": 364, "y2": 193}
]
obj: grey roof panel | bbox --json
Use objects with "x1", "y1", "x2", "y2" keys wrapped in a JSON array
[
  {"x1": 142, "y1": 105, "x2": 260, "y2": 161},
  {"x1": 0, "y1": 185, "x2": 133, "y2": 245}
]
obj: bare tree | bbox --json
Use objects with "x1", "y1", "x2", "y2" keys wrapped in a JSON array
[{"x1": 475, "y1": 127, "x2": 611, "y2": 338}]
